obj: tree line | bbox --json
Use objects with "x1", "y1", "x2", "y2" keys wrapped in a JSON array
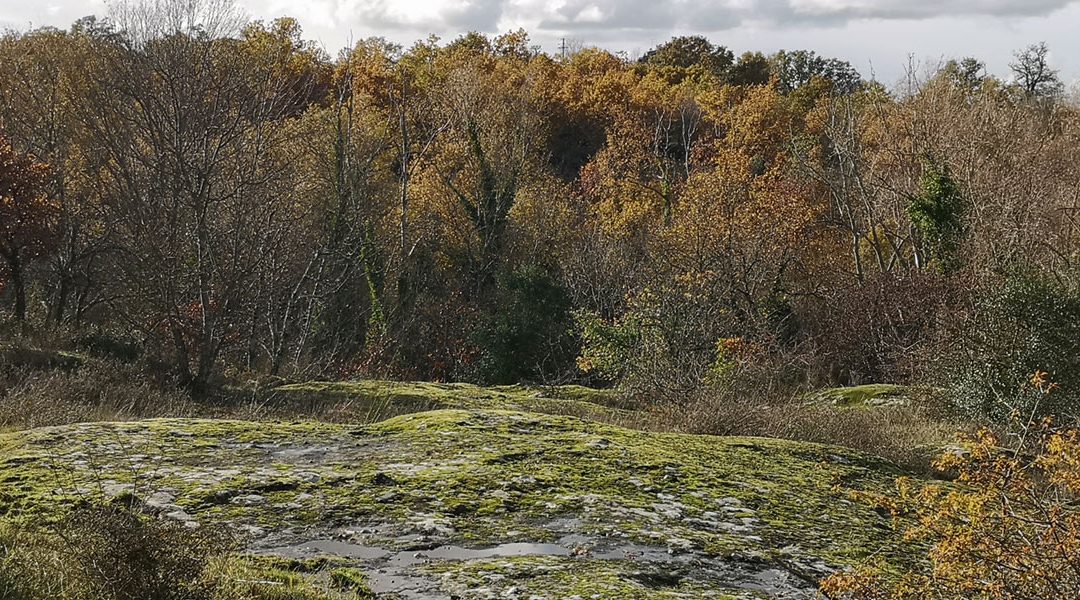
[{"x1": 1, "y1": 0, "x2": 1077, "y2": 417}]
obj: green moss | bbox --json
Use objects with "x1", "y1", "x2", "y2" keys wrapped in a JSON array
[
  {"x1": 265, "y1": 380, "x2": 631, "y2": 423},
  {"x1": 808, "y1": 384, "x2": 910, "y2": 408},
  {"x1": 328, "y1": 568, "x2": 374, "y2": 598},
  {"x1": 0, "y1": 430, "x2": 24, "y2": 454},
  {"x1": 0, "y1": 409, "x2": 924, "y2": 594}
]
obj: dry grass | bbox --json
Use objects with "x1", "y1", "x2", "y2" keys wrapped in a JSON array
[
  {"x1": 0, "y1": 341, "x2": 966, "y2": 474},
  {"x1": 636, "y1": 389, "x2": 963, "y2": 473},
  {"x1": 0, "y1": 505, "x2": 358, "y2": 600},
  {"x1": 0, "y1": 360, "x2": 197, "y2": 429},
  {"x1": 0, "y1": 506, "x2": 230, "y2": 600}
]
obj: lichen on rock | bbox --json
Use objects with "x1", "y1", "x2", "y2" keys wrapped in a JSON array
[{"x1": 0, "y1": 409, "x2": 919, "y2": 598}]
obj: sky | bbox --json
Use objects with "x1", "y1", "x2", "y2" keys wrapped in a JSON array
[{"x1": 2, "y1": 0, "x2": 1079, "y2": 86}]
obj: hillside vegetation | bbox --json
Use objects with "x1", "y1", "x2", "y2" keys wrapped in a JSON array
[
  {"x1": 1, "y1": 3, "x2": 1079, "y2": 416},
  {"x1": 0, "y1": 409, "x2": 918, "y2": 599},
  {"x1": 3, "y1": 0, "x2": 1080, "y2": 597}
]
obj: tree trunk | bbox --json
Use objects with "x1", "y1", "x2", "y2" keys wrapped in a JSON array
[
  {"x1": 12, "y1": 261, "x2": 26, "y2": 322},
  {"x1": 194, "y1": 341, "x2": 218, "y2": 396},
  {"x1": 1, "y1": 247, "x2": 27, "y2": 322},
  {"x1": 170, "y1": 319, "x2": 195, "y2": 387},
  {"x1": 52, "y1": 269, "x2": 71, "y2": 325}
]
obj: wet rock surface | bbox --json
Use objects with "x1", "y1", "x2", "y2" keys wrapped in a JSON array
[
  {"x1": 257, "y1": 532, "x2": 814, "y2": 599},
  {"x1": 0, "y1": 409, "x2": 916, "y2": 598}
]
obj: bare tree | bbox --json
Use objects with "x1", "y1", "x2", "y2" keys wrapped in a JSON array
[
  {"x1": 81, "y1": 0, "x2": 308, "y2": 390},
  {"x1": 1010, "y1": 42, "x2": 1062, "y2": 98}
]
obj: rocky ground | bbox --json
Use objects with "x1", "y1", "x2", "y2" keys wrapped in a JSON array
[
  {"x1": 0, "y1": 406, "x2": 918, "y2": 599},
  {"x1": 254, "y1": 380, "x2": 632, "y2": 423}
]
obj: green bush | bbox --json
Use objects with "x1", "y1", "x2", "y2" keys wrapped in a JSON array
[
  {"x1": 474, "y1": 266, "x2": 578, "y2": 384},
  {"x1": 946, "y1": 271, "x2": 1080, "y2": 421},
  {"x1": 574, "y1": 279, "x2": 761, "y2": 397},
  {"x1": 908, "y1": 160, "x2": 965, "y2": 274},
  {"x1": 574, "y1": 309, "x2": 643, "y2": 385}
]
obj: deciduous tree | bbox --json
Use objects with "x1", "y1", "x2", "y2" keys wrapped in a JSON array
[{"x1": 0, "y1": 137, "x2": 56, "y2": 321}]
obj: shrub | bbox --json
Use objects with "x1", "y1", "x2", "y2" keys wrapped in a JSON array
[
  {"x1": 943, "y1": 270, "x2": 1080, "y2": 421},
  {"x1": 805, "y1": 272, "x2": 949, "y2": 386},
  {"x1": 0, "y1": 341, "x2": 82, "y2": 372},
  {"x1": 474, "y1": 266, "x2": 578, "y2": 384},
  {"x1": 820, "y1": 378, "x2": 1080, "y2": 599},
  {"x1": 0, "y1": 505, "x2": 357, "y2": 600},
  {"x1": 574, "y1": 309, "x2": 642, "y2": 385},
  {"x1": 0, "y1": 506, "x2": 231, "y2": 600},
  {"x1": 574, "y1": 275, "x2": 738, "y2": 397},
  {"x1": 576, "y1": 276, "x2": 807, "y2": 401},
  {"x1": 76, "y1": 329, "x2": 141, "y2": 363}
]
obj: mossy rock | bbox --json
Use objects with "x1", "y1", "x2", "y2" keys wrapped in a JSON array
[
  {"x1": 259, "y1": 380, "x2": 630, "y2": 423},
  {"x1": 0, "y1": 409, "x2": 922, "y2": 598},
  {"x1": 806, "y1": 384, "x2": 910, "y2": 408}
]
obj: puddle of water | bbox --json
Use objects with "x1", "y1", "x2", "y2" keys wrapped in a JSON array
[
  {"x1": 270, "y1": 539, "x2": 390, "y2": 560},
  {"x1": 268, "y1": 539, "x2": 575, "y2": 565},
  {"x1": 403, "y1": 542, "x2": 570, "y2": 564},
  {"x1": 268, "y1": 536, "x2": 697, "y2": 566},
  {"x1": 592, "y1": 542, "x2": 686, "y2": 562},
  {"x1": 729, "y1": 567, "x2": 813, "y2": 599},
  {"x1": 262, "y1": 536, "x2": 815, "y2": 599}
]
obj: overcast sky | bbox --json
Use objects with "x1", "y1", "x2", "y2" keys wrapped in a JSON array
[{"x1": 3, "y1": 0, "x2": 1079, "y2": 86}]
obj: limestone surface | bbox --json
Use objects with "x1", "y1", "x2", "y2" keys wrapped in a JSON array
[{"x1": 0, "y1": 409, "x2": 917, "y2": 599}]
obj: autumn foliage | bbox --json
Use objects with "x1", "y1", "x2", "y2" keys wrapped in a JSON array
[
  {"x1": 0, "y1": 1, "x2": 1077, "y2": 404},
  {"x1": 0, "y1": 136, "x2": 57, "y2": 321},
  {"x1": 822, "y1": 374, "x2": 1080, "y2": 599}
]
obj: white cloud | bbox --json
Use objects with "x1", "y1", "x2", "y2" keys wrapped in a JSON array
[{"x1": 2, "y1": 0, "x2": 1080, "y2": 83}]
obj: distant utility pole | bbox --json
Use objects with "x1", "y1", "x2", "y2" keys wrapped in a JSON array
[{"x1": 560, "y1": 38, "x2": 567, "y2": 59}]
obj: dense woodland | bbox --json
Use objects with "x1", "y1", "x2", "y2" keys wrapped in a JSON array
[
  {"x1": 8, "y1": 3, "x2": 1080, "y2": 598},
  {"x1": 2, "y1": 0, "x2": 1080, "y2": 423}
]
